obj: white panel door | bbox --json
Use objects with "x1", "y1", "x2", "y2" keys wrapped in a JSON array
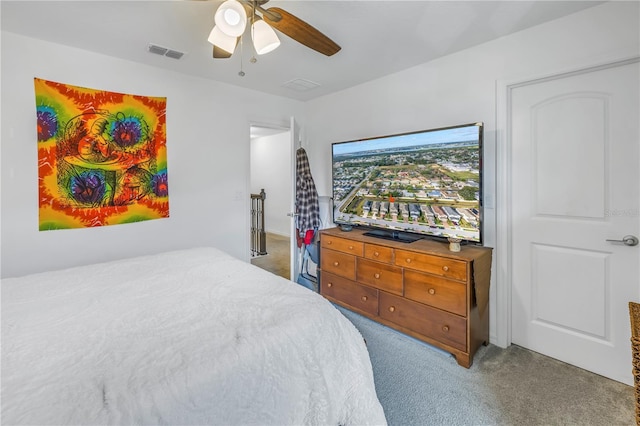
[{"x1": 510, "y1": 60, "x2": 640, "y2": 385}]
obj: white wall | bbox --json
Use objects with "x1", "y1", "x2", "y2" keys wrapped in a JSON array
[
  {"x1": 1, "y1": 32, "x2": 303, "y2": 278},
  {"x1": 303, "y1": 1, "x2": 640, "y2": 343},
  {"x1": 250, "y1": 131, "x2": 292, "y2": 236},
  {"x1": 3, "y1": 1, "x2": 638, "y2": 289}
]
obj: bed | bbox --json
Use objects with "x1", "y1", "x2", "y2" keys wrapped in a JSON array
[{"x1": 2, "y1": 247, "x2": 386, "y2": 425}]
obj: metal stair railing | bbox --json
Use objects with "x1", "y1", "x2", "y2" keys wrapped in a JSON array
[{"x1": 250, "y1": 189, "x2": 267, "y2": 257}]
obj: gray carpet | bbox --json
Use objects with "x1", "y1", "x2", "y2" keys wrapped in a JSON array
[{"x1": 337, "y1": 307, "x2": 635, "y2": 426}]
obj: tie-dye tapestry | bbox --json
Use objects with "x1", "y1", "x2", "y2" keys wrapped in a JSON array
[{"x1": 34, "y1": 78, "x2": 169, "y2": 230}]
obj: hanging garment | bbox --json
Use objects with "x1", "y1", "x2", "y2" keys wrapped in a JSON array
[{"x1": 295, "y1": 147, "x2": 320, "y2": 242}]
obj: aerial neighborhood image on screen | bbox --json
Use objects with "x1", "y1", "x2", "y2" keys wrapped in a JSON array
[{"x1": 332, "y1": 122, "x2": 483, "y2": 244}]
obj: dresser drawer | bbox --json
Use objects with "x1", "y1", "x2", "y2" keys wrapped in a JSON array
[
  {"x1": 404, "y1": 270, "x2": 466, "y2": 316},
  {"x1": 379, "y1": 292, "x2": 466, "y2": 351},
  {"x1": 364, "y1": 243, "x2": 394, "y2": 263},
  {"x1": 321, "y1": 272, "x2": 379, "y2": 316},
  {"x1": 321, "y1": 235, "x2": 364, "y2": 256},
  {"x1": 395, "y1": 249, "x2": 467, "y2": 281},
  {"x1": 357, "y1": 258, "x2": 403, "y2": 296},
  {"x1": 321, "y1": 249, "x2": 356, "y2": 280}
]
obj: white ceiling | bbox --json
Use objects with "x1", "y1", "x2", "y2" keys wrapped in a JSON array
[{"x1": 2, "y1": 0, "x2": 605, "y2": 101}]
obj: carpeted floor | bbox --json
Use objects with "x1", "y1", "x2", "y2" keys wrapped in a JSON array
[
  {"x1": 250, "y1": 232, "x2": 290, "y2": 279},
  {"x1": 255, "y1": 234, "x2": 635, "y2": 424},
  {"x1": 337, "y1": 306, "x2": 635, "y2": 426}
]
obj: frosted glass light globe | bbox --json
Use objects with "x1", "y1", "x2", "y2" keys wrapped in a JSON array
[
  {"x1": 252, "y1": 20, "x2": 280, "y2": 55},
  {"x1": 214, "y1": 0, "x2": 247, "y2": 37}
]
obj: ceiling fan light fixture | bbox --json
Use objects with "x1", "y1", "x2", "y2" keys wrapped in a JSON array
[
  {"x1": 251, "y1": 19, "x2": 280, "y2": 55},
  {"x1": 214, "y1": 0, "x2": 247, "y2": 37},
  {"x1": 208, "y1": 25, "x2": 237, "y2": 54}
]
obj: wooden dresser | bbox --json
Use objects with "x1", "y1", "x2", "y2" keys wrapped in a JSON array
[{"x1": 319, "y1": 227, "x2": 492, "y2": 368}]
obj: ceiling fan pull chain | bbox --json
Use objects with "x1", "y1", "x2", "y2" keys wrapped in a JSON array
[
  {"x1": 238, "y1": 35, "x2": 245, "y2": 77},
  {"x1": 249, "y1": 0, "x2": 258, "y2": 63}
]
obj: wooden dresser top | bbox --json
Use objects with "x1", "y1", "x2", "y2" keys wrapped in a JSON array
[{"x1": 319, "y1": 227, "x2": 492, "y2": 262}]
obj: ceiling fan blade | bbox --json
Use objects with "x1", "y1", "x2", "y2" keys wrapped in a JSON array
[
  {"x1": 212, "y1": 37, "x2": 239, "y2": 59},
  {"x1": 213, "y1": 45, "x2": 232, "y2": 58},
  {"x1": 262, "y1": 7, "x2": 341, "y2": 57}
]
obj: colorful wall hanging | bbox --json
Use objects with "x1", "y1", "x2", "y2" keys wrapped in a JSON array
[{"x1": 34, "y1": 78, "x2": 169, "y2": 230}]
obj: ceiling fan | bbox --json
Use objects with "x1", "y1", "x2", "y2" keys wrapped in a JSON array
[{"x1": 207, "y1": 0, "x2": 341, "y2": 60}]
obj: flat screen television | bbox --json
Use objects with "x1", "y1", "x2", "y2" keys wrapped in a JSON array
[{"x1": 331, "y1": 122, "x2": 484, "y2": 245}]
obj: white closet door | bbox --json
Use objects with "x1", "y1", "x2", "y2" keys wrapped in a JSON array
[{"x1": 510, "y1": 60, "x2": 640, "y2": 385}]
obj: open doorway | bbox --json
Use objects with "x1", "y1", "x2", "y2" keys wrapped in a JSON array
[{"x1": 249, "y1": 125, "x2": 292, "y2": 279}]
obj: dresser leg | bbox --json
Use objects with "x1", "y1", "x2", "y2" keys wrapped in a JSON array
[{"x1": 455, "y1": 353, "x2": 472, "y2": 368}]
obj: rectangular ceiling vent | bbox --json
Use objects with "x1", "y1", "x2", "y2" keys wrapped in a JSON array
[
  {"x1": 147, "y1": 43, "x2": 185, "y2": 60},
  {"x1": 281, "y1": 78, "x2": 321, "y2": 92}
]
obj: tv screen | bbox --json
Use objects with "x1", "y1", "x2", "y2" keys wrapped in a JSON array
[{"x1": 331, "y1": 122, "x2": 484, "y2": 245}]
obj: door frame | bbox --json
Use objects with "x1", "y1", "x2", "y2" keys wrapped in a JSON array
[
  {"x1": 290, "y1": 116, "x2": 301, "y2": 281},
  {"x1": 248, "y1": 120, "x2": 293, "y2": 271},
  {"x1": 494, "y1": 55, "x2": 640, "y2": 349}
]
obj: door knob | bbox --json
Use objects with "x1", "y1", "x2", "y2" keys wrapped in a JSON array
[{"x1": 606, "y1": 235, "x2": 639, "y2": 246}]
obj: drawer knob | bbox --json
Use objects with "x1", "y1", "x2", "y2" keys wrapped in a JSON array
[
  {"x1": 349, "y1": 245, "x2": 354, "y2": 250},
  {"x1": 442, "y1": 266, "x2": 449, "y2": 272},
  {"x1": 442, "y1": 325, "x2": 450, "y2": 332},
  {"x1": 388, "y1": 306, "x2": 396, "y2": 313},
  {"x1": 333, "y1": 261, "x2": 340, "y2": 267},
  {"x1": 361, "y1": 296, "x2": 368, "y2": 302},
  {"x1": 374, "y1": 273, "x2": 380, "y2": 279},
  {"x1": 428, "y1": 288, "x2": 436, "y2": 295},
  {"x1": 406, "y1": 258, "x2": 412, "y2": 264},
  {"x1": 327, "y1": 282, "x2": 333, "y2": 288},
  {"x1": 374, "y1": 251, "x2": 380, "y2": 257},
  {"x1": 327, "y1": 240, "x2": 332, "y2": 245}
]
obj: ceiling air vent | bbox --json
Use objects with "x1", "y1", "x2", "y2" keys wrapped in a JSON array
[
  {"x1": 147, "y1": 43, "x2": 185, "y2": 60},
  {"x1": 281, "y1": 78, "x2": 321, "y2": 92}
]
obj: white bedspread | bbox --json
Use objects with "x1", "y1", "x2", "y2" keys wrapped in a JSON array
[{"x1": 2, "y1": 247, "x2": 386, "y2": 425}]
